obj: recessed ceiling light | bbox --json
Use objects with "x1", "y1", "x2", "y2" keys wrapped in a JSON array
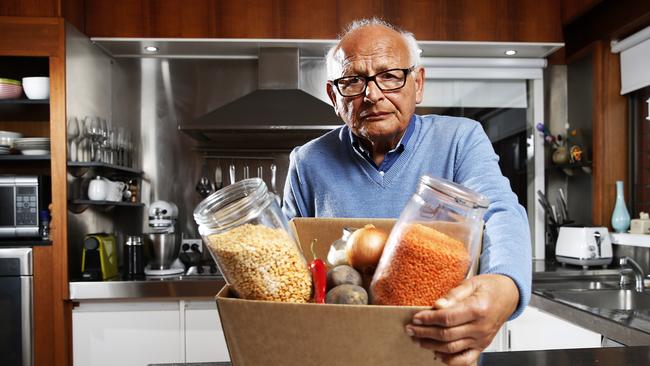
[
  {"x1": 505, "y1": 50, "x2": 517, "y2": 56},
  {"x1": 144, "y1": 46, "x2": 159, "y2": 52}
]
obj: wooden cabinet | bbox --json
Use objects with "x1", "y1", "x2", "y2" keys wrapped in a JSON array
[
  {"x1": 0, "y1": 16, "x2": 68, "y2": 366},
  {"x1": 184, "y1": 300, "x2": 230, "y2": 363},
  {"x1": 72, "y1": 299, "x2": 230, "y2": 366},
  {"x1": 76, "y1": 0, "x2": 563, "y2": 42}
]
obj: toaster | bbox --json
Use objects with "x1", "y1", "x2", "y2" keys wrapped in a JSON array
[{"x1": 555, "y1": 227, "x2": 613, "y2": 268}]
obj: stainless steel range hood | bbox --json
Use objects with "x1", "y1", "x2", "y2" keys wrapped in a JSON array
[{"x1": 179, "y1": 48, "x2": 342, "y2": 149}]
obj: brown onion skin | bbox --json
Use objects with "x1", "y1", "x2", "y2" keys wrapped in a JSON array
[{"x1": 345, "y1": 224, "x2": 388, "y2": 274}]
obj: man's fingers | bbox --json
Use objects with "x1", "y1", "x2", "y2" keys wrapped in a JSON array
[
  {"x1": 406, "y1": 322, "x2": 474, "y2": 342},
  {"x1": 434, "y1": 279, "x2": 476, "y2": 309},
  {"x1": 412, "y1": 297, "x2": 480, "y2": 327},
  {"x1": 435, "y1": 348, "x2": 482, "y2": 366},
  {"x1": 417, "y1": 337, "x2": 475, "y2": 354}
]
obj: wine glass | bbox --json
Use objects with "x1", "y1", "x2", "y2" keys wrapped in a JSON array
[
  {"x1": 66, "y1": 116, "x2": 79, "y2": 162},
  {"x1": 87, "y1": 116, "x2": 103, "y2": 162}
]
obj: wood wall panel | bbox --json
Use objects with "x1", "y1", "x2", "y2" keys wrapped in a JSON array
[
  {"x1": 214, "y1": 0, "x2": 277, "y2": 38},
  {"x1": 148, "y1": 0, "x2": 217, "y2": 37},
  {"x1": 278, "y1": 1, "x2": 339, "y2": 39},
  {"x1": 561, "y1": 0, "x2": 601, "y2": 24},
  {"x1": 0, "y1": 17, "x2": 61, "y2": 56},
  {"x1": 83, "y1": 0, "x2": 146, "y2": 37},
  {"x1": 60, "y1": 0, "x2": 85, "y2": 33},
  {"x1": 590, "y1": 41, "x2": 628, "y2": 227},
  {"x1": 0, "y1": 0, "x2": 59, "y2": 17},
  {"x1": 78, "y1": 0, "x2": 564, "y2": 42}
]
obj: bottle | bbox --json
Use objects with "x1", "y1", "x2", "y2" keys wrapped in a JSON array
[
  {"x1": 39, "y1": 209, "x2": 50, "y2": 240},
  {"x1": 124, "y1": 235, "x2": 145, "y2": 280},
  {"x1": 611, "y1": 180, "x2": 631, "y2": 233}
]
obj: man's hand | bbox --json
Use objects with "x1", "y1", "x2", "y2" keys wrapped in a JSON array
[{"x1": 405, "y1": 274, "x2": 519, "y2": 366}]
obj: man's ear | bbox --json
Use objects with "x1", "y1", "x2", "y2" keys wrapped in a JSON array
[
  {"x1": 326, "y1": 82, "x2": 340, "y2": 116},
  {"x1": 414, "y1": 67, "x2": 425, "y2": 104}
]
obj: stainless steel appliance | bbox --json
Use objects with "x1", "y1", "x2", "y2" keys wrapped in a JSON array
[
  {"x1": 0, "y1": 248, "x2": 33, "y2": 366},
  {"x1": 145, "y1": 200, "x2": 183, "y2": 275},
  {"x1": 0, "y1": 176, "x2": 40, "y2": 238}
]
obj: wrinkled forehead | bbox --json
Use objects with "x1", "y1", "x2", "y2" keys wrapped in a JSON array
[{"x1": 331, "y1": 26, "x2": 410, "y2": 75}]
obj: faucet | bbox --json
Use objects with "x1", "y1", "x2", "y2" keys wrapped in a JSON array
[{"x1": 619, "y1": 256, "x2": 646, "y2": 292}]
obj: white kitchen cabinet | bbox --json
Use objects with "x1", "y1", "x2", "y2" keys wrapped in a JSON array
[
  {"x1": 507, "y1": 306, "x2": 602, "y2": 351},
  {"x1": 72, "y1": 299, "x2": 230, "y2": 366},
  {"x1": 183, "y1": 300, "x2": 230, "y2": 362},
  {"x1": 72, "y1": 301, "x2": 183, "y2": 366}
]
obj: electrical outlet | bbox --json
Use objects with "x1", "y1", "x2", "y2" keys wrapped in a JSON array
[{"x1": 181, "y1": 238, "x2": 203, "y2": 253}]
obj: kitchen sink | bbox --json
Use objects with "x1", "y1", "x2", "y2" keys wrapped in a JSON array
[
  {"x1": 545, "y1": 289, "x2": 650, "y2": 310},
  {"x1": 533, "y1": 280, "x2": 619, "y2": 291}
]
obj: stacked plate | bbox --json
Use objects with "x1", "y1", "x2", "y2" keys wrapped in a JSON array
[
  {"x1": 0, "y1": 146, "x2": 10, "y2": 155},
  {"x1": 14, "y1": 137, "x2": 50, "y2": 155},
  {"x1": 0, "y1": 130, "x2": 23, "y2": 149}
]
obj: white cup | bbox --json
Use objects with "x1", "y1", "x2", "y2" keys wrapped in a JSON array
[
  {"x1": 22, "y1": 77, "x2": 50, "y2": 100},
  {"x1": 88, "y1": 176, "x2": 107, "y2": 201}
]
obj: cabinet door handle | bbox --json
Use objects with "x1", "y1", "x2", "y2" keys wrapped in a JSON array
[{"x1": 507, "y1": 329, "x2": 512, "y2": 351}]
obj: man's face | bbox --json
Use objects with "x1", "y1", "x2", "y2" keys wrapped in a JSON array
[{"x1": 326, "y1": 26, "x2": 424, "y2": 147}]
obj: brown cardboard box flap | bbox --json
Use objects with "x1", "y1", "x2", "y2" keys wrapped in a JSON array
[{"x1": 216, "y1": 286, "x2": 453, "y2": 366}]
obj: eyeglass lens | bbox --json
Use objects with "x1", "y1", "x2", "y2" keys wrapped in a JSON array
[{"x1": 336, "y1": 69, "x2": 408, "y2": 96}]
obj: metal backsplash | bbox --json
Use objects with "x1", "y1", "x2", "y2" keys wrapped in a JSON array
[{"x1": 66, "y1": 32, "x2": 339, "y2": 275}]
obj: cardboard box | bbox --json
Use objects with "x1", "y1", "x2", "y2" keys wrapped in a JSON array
[{"x1": 216, "y1": 218, "x2": 476, "y2": 366}]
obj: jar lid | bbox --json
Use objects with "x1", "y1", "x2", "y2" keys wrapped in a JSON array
[
  {"x1": 420, "y1": 175, "x2": 489, "y2": 209},
  {"x1": 193, "y1": 178, "x2": 271, "y2": 229}
]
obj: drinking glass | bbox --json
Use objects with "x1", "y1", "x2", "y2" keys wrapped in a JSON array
[{"x1": 67, "y1": 116, "x2": 79, "y2": 162}]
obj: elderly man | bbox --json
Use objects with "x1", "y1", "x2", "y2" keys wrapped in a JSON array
[{"x1": 282, "y1": 18, "x2": 531, "y2": 365}]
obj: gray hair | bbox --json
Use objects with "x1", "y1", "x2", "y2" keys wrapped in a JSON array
[{"x1": 326, "y1": 18, "x2": 421, "y2": 80}]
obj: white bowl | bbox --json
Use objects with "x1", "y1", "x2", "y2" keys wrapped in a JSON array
[{"x1": 22, "y1": 77, "x2": 49, "y2": 100}]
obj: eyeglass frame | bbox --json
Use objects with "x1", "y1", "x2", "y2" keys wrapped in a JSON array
[{"x1": 329, "y1": 66, "x2": 416, "y2": 97}]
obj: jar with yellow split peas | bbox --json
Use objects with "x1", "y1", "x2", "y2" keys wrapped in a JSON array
[
  {"x1": 370, "y1": 175, "x2": 489, "y2": 306},
  {"x1": 193, "y1": 178, "x2": 311, "y2": 303}
]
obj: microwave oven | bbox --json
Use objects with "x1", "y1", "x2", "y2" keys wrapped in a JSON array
[{"x1": 0, "y1": 176, "x2": 44, "y2": 239}]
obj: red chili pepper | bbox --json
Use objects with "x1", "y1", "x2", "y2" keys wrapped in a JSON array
[{"x1": 309, "y1": 239, "x2": 327, "y2": 304}]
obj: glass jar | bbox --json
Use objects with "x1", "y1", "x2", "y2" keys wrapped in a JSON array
[
  {"x1": 370, "y1": 175, "x2": 489, "y2": 306},
  {"x1": 193, "y1": 178, "x2": 311, "y2": 303}
]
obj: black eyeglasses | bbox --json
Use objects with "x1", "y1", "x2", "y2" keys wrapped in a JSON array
[{"x1": 330, "y1": 66, "x2": 415, "y2": 97}]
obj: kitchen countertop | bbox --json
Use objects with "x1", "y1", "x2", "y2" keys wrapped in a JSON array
[
  {"x1": 531, "y1": 259, "x2": 650, "y2": 346},
  {"x1": 148, "y1": 346, "x2": 650, "y2": 366},
  {"x1": 69, "y1": 275, "x2": 226, "y2": 300}
]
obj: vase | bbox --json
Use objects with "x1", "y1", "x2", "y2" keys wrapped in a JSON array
[{"x1": 611, "y1": 180, "x2": 631, "y2": 233}]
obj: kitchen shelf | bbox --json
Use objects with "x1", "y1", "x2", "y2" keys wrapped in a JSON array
[
  {"x1": 0, "y1": 98, "x2": 49, "y2": 104},
  {"x1": 549, "y1": 162, "x2": 592, "y2": 176},
  {"x1": 0, "y1": 239, "x2": 52, "y2": 247},
  {"x1": 0, "y1": 154, "x2": 50, "y2": 161},
  {"x1": 68, "y1": 199, "x2": 144, "y2": 214},
  {"x1": 67, "y1": 162, "x2": 143, "y2": 178}
]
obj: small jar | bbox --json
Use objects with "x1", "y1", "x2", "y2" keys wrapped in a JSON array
[
  {"x1": 370, "y1": 175, "x2": 489, "y2": 306},
  {"x1": 124, "y1": 235, "x2": 145, "y2": 280},
  {"x1": 193, "y1": 178, "x2": 311, "y2": 302}
]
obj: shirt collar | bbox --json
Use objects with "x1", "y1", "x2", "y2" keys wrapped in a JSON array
[{"x1": 349, "y1": 115, "x2": 416, "y2": 154}]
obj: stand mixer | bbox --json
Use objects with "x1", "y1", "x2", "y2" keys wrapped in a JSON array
[{"x1": 144, "y1": 200, "x2": 184, "y2": 275}]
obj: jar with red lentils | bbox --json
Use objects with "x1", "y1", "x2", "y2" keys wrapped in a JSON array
[{"x1": 370, "y1": 175, "x2": 489, "y2": 306}]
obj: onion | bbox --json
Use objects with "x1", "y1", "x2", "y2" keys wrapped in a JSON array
[{"x1": 345, "y1": 224, "x2": 388, "y2": 274}]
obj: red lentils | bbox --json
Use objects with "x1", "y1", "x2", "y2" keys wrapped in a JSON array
[{"x1": 371, "y1": 223, "x2": 470, "y2": 306}]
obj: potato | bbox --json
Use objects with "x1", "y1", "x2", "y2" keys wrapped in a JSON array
[
  {"x1": 326, "y1": 284, "x2": 368, "y2": 305},
  {"x1": 327, "y1": 265, "x2": 362, "y2": 290}
]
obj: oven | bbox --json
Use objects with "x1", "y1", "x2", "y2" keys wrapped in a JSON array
[{"x1": 0, "y1": 248, "x2": 33, "y2": 366}]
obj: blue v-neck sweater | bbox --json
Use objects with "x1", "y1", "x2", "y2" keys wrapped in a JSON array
[{"x1": 282, "y1": 114, "x2": 531, "y2": 318}]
